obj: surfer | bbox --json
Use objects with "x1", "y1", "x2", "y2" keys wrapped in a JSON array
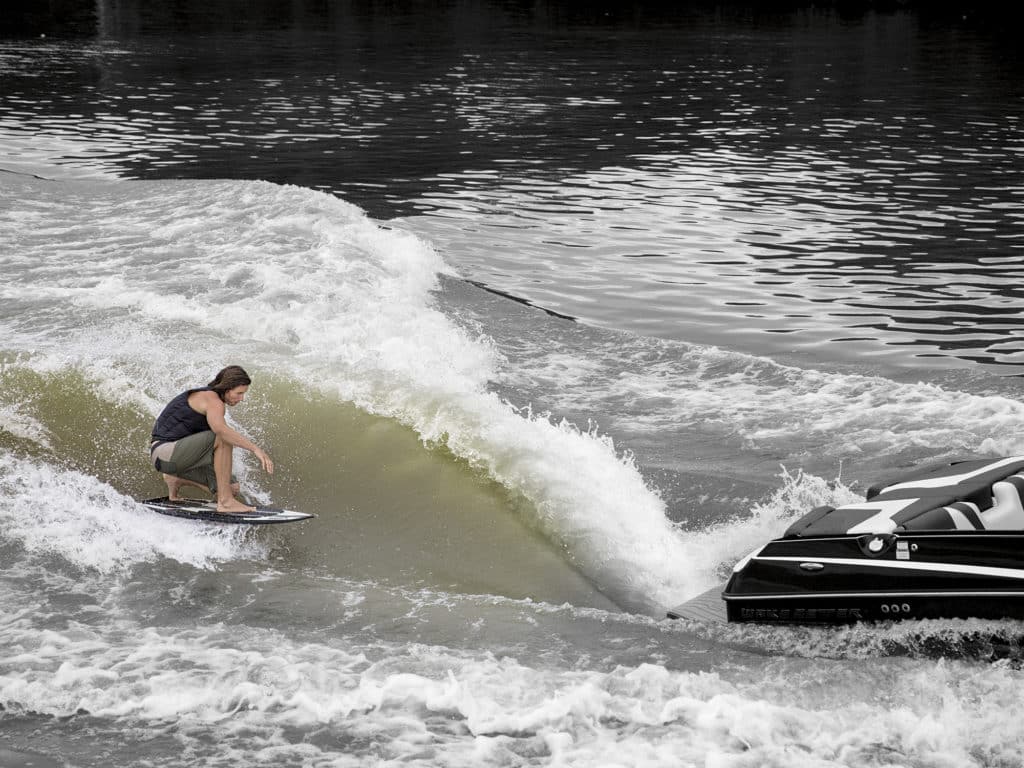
[{"x1": 149, "y1": 365, "x2": 274, "y2": 513}]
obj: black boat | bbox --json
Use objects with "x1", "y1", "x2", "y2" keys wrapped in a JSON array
[{"x1": 668, "y1": 456, "x2": 1024, "y2": 625}]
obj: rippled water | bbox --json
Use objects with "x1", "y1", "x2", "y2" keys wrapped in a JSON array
[{"x1": 3, "y1": 7, "x2": 1022, "y2": 372}]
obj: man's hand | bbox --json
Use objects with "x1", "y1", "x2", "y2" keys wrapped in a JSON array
[{"x1": 255, "y1": 448, "x2": 274, "y2": 474}]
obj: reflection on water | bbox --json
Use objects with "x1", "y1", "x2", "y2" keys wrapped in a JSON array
[
  {"x1": 1, "y1": 3, "x2": 1022, "y2": 371},
  {"x1": 403, "y1": 147, "x2": 1024, "y2": 371}
]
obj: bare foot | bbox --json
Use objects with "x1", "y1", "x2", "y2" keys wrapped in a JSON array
[
  {"x1": 216, "y1": 498, "x2": 256, "y2": 514},
  {"x1": 164, "y1": 474, "x2": 213, "y2": 502},
  {"x1": 163, "y1": 474, "x2": 183, "y2": 501}
]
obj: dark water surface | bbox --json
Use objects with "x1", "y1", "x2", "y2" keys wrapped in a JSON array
[{"x1": 3, "y1": 1, "x2": 1023, "y2": 371}]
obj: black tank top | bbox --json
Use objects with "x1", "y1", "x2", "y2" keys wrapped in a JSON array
[{"x1": 151, "y1": 387, "x2": 214, "y2": 444}]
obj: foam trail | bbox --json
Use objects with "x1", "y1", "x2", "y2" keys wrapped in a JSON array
[
  {"x1": 0, "y1": 451, "x2": 261, "y2": 572},
  {"x1": 506, "y1": 338, "x2": 1024, "y2": 459},
  {"x1": 3, "y1": 612, "x2": 1024, "y2": 767}
]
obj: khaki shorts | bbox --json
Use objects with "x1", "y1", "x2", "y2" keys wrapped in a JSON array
[{"x1": 150, "y1": 431, "x2": 234, "y2": 492}]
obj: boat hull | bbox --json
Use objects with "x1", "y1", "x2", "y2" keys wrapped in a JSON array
[
  {"x1": 667, "y1": 457, "x2": 1024, "y2": 625},
  {"x1": 725, "y1": 591, "x2": 1024, "y2": 624},
  {"x1": 723, "y1": 530, "x2": 1024, "y2": 624}
]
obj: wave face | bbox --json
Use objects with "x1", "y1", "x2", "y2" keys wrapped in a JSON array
[{"x1": 0, "y1": 173, "x2": 702, "y2": 614}]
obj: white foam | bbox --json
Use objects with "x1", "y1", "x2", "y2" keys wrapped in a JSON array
[
  {"x1": 3, "y1": 612, "x2": 1024, "y2": 767},
  {"x1": 506, "y1": 336, "x2": 1024, "y2": 459},
  {"x1": 0, "y1": 404, "x2": 52, "y2": 449},
  {"x1": 0, "y1": 452, "x2": 260, "y2": 572},
  {"x1": 424, "y1": 405, "x2": 692, "y2": 613},
  {"x1": 677, "y1": 468, "x2": 863, "y2": 590}
]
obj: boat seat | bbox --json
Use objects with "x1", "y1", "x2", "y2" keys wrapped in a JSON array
[
  {"x1": 900, "y1": 501, "x2": 983, "y2": 531},
  {"x1": 785, "y1": 458, "x2": 1024, "y2": 537},
  {"x1": 980, "y1": 475, "x2": 1024, "y2": 530}
]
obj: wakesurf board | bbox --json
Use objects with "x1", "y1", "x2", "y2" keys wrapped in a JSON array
[{"x1": 141, "y1": 497, "x2": 314, "y2": 525}]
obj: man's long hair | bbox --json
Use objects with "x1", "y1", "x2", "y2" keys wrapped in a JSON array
[{"x1": 208, "y1": 365, "x2": 252, "y2": 399}]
